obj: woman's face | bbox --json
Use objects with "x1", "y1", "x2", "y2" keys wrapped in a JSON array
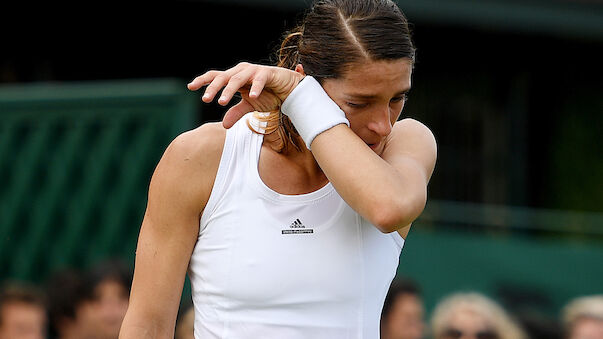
[
  {"x1": 570, "y1": 317, "x2": 603, "y2": 339},
  {"x1": 438, "y1": 309, "x2": 499, "y2": 339},
  {"x1": 321, "y1": 58, "x2": 412, "y2": 155}
]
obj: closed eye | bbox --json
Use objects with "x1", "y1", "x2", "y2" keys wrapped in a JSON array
[
  {"x1": 391, "y1": 94, "x2": 408, "y2": 103},
  {"x1": 347, "y1": 102, "x2": 369, "y2": 108}
]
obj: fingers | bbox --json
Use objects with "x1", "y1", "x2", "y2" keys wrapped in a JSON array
[
  {"x1": 223, "y1": 99, "x2": 255, "y2": 129},
  {"x1": 248, "y1": 70, "x2": 269, "y2": 99},
  {"x1": 187, "y1": 70, "x2": 230, "y2": 104},
  {"x1": 218, "y1": 67, "x2": 256, "y2": 106},
  {"x1": 187, "y1": 71, "x2": 218, "y2": 91},
  {"x1": 188, "y1": 63, "x2": 272, "y2": 107},
  {"x1": 200, "y1": 72, "x2": 231, "y2": 104},
  {"x1": 187, "y1": 63, "x2": 247, "y2": 103}
]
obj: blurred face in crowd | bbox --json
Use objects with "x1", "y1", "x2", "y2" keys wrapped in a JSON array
[
  {"x1": 569, "y1": 317, "x2": 603, "y2": 339},
  {"x1": 438, "y1": 308, "x2": 498, "y2": 339},
  {"x1": 0, "y1": 301, "x2": 46, "y2": 339},
  {"x1": 83, "y1": 278, "x2": 129, "y2": 339},
  {"x1": 382, "y1": 293, "x2": 424, "y2": 339}
]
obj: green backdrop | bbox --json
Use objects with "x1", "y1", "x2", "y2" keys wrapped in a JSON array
[{"x1": 0, "y1": 79, "x2": 197, "y2": 281}]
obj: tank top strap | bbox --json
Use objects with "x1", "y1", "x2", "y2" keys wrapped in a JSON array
[
  {"x1": 200, "y1": 113, "x2": 263, "y2": 233},
  {"x1": 243, "y1": 113, "x2": 266, "y2": 183}
]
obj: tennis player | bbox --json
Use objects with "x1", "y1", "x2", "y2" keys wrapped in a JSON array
[{"x1": 119, "y1": 0, "x2": 436, "y2": 338}]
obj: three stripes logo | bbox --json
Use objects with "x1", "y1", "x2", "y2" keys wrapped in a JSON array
[
  {"x1": 282, "y1": 218, "x2": 314, "y2": 234},
  {"x1": 290, "y1": 219, "x2": 304, "y2": 228}
]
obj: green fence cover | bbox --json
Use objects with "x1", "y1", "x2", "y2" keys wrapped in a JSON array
[{"x1": 0, "y1": 79, "x2": 197, "y2": 282}]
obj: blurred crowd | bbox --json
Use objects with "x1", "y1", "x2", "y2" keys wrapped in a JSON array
[
  {"x1": 0, "y1": 258, "x2": 196, "y2": 339},
  {"x1": 380, "y1": 278, "x2": 603, "y2": 339},
  {"x1": 0, "y1": 259, "x2": 132, "y2": 339},
  {"x1": 1, "y1": 268, "x2": 602, "y2": 339}
]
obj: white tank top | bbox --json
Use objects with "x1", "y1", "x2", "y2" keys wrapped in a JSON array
[{"x1": 188, "y1": 114, "x2": 405, "y2": 339}]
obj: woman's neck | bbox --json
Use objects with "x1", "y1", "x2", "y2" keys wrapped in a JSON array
[{"x1": 260, "y1": 131, "x2": 328, "y2": 195}]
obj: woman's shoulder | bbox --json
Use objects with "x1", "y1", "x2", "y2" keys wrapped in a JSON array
[
  {"x1": 393, "y1": 118, "x2": 434, "y2": 138},
  {"x1": 390, "y1": 118, "x2": 437, "y2": 149},
  {"x1": 156, "y1": 122, "x2": 227, "y2": 187},
  {"x1": 168, "y1": 122, "x2": 227, "y2": 162},
  {"x1": 385, "y1": 118, "x2": 437, "y2": 170}
]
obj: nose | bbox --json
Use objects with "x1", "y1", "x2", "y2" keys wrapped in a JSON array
[{"x1": 367, "y1": 106, "x2": 392, "y2": 137}]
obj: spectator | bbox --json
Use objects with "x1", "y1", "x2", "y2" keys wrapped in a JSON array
[
  {"x1": 381, "y1": 278, "x2": 425, "y2": 339},
  {"x1": 175, "y1": 305, "x2": 195, "y2": 339},
  {"x1": 0, "y1": 281, "x2": 47, "y2": 339},
  {"x1": 430, "y1": 292, "x2": 527, "y2": 339},
  {"x1": 82, "y1": 259, "x2": 131, "y2": 339},
  {"x1": 562, "y1": 295, "x2": 603, "y2": 339},
  {"x1": 46, "y1": 268, "x2": 94, "y2": 339},
  {"x1": 46, "y1": 260, "x2": 131, "y2": 339}
]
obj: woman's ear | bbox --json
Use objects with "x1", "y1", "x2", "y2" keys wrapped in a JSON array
[{"x1": 294, "y1": 64, "x2": 306, "y2": 76}]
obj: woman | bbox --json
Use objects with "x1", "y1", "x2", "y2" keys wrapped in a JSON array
[
  {"x1": 562, "y1": 295, "x2": 603, "y2": 339},
  {"x1": 119, "y1": 0, "x2": 436, "y2": 338},
  {"x1": 430, "y1": 292, "x2": 527, "y2": 339}
]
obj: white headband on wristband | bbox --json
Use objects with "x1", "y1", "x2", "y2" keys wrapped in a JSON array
[{"x1": 280, "y1": 76, "x2": 350, "y2": 150}]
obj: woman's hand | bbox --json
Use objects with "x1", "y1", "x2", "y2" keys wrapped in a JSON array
[{"x1": 188, "y1": 62, "x2": 304, "y2": 128}]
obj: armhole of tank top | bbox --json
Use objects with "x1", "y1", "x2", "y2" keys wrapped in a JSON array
[
  {"x1": 198, "y1": 122, "x2": 237, "y2": 234},
  {"x1": 390, "y1": 231, "x2": 405, "y2": 251},
  {"x1": 361, "y1": 216, "x2": 405, "y2": 251}
]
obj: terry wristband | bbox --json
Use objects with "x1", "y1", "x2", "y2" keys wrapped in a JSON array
[{"x1": 280, "y1": 76, "x2": 350, "y2": 150}]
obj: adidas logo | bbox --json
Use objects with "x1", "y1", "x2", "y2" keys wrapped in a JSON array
[
  {"x1": 282, "y1": 218, "x2": 313, "y2": 235},
  {"x1": 290, "y1": 218, "x2": 305, "y2": 228}
]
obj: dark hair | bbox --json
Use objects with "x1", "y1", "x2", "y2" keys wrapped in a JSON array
[
  {"x1": 280, "y1": 0, "x2": 415, "y2": 75},
  {"x1": 45, "y1": 269, "x2": 87, "y2": 336},
  {"x1": 265, "y1": 0, "x2": 415, "y2": 152},
  {"x1": 45, "y1": 261, "x2": 131, "y2": 337},
  {"x1": 82, "y1": 259, "x2": 132, "y2": 301},
  {"x1": 381, "y1": 278, "x2": 421, "y2": 320},
  {"x1": 0, "y1": 281, "x2": 46, "y2": 326}
]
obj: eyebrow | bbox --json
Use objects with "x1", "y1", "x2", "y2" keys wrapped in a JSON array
[{"x1": 345, "y1": 89, "x2": 410, "y2": 99}]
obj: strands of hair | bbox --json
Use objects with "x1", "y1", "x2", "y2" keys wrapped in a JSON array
[{"x1": 337, "y1": 9, "x2": 371, "y2": 60}]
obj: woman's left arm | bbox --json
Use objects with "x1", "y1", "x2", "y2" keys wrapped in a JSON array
[{"x1": 310, "y1": 119, "x2": 437, "y2": 233}]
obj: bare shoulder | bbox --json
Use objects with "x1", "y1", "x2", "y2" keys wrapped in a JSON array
[
  {"x1": 149, "y1": 122, "x2": 227, "y2": 212},
  {"x1": 384, "y1": 118, "x2": 437, "y2": 178},
  {"x1": 392, "y1": 118, "x2": 436, "y2": 146},
  {"x1": 165, "y1": 122, "x2": 226, "y2": 167},
  {"x1": 388, "y1": 119, "x2": 437, "y2": 155}
]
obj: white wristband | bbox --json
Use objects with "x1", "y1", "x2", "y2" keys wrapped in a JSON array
[{"x1": 281, "y1": 76, "x2": 350, "y2": 150}]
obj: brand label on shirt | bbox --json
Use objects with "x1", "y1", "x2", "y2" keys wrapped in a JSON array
[{"x1": 281, "y1": 218, "x2": 314, "y2": 234}]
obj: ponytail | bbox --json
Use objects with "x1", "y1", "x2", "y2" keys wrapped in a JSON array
[
  {"x1": 249, "y1": 28, "x2": 305, "y2": 153},
  {"x1": 278, "y1": 30, "x2": 303, "y2": 70}
]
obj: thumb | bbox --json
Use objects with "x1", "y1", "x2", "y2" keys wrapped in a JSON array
[{"x1": 223, "y1": 99, "x2": 255, "y2": 129}]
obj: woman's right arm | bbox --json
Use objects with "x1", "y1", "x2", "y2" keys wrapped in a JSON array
[{"x1": 119, "y1": 123, "x2": 226, "y2": 339}]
